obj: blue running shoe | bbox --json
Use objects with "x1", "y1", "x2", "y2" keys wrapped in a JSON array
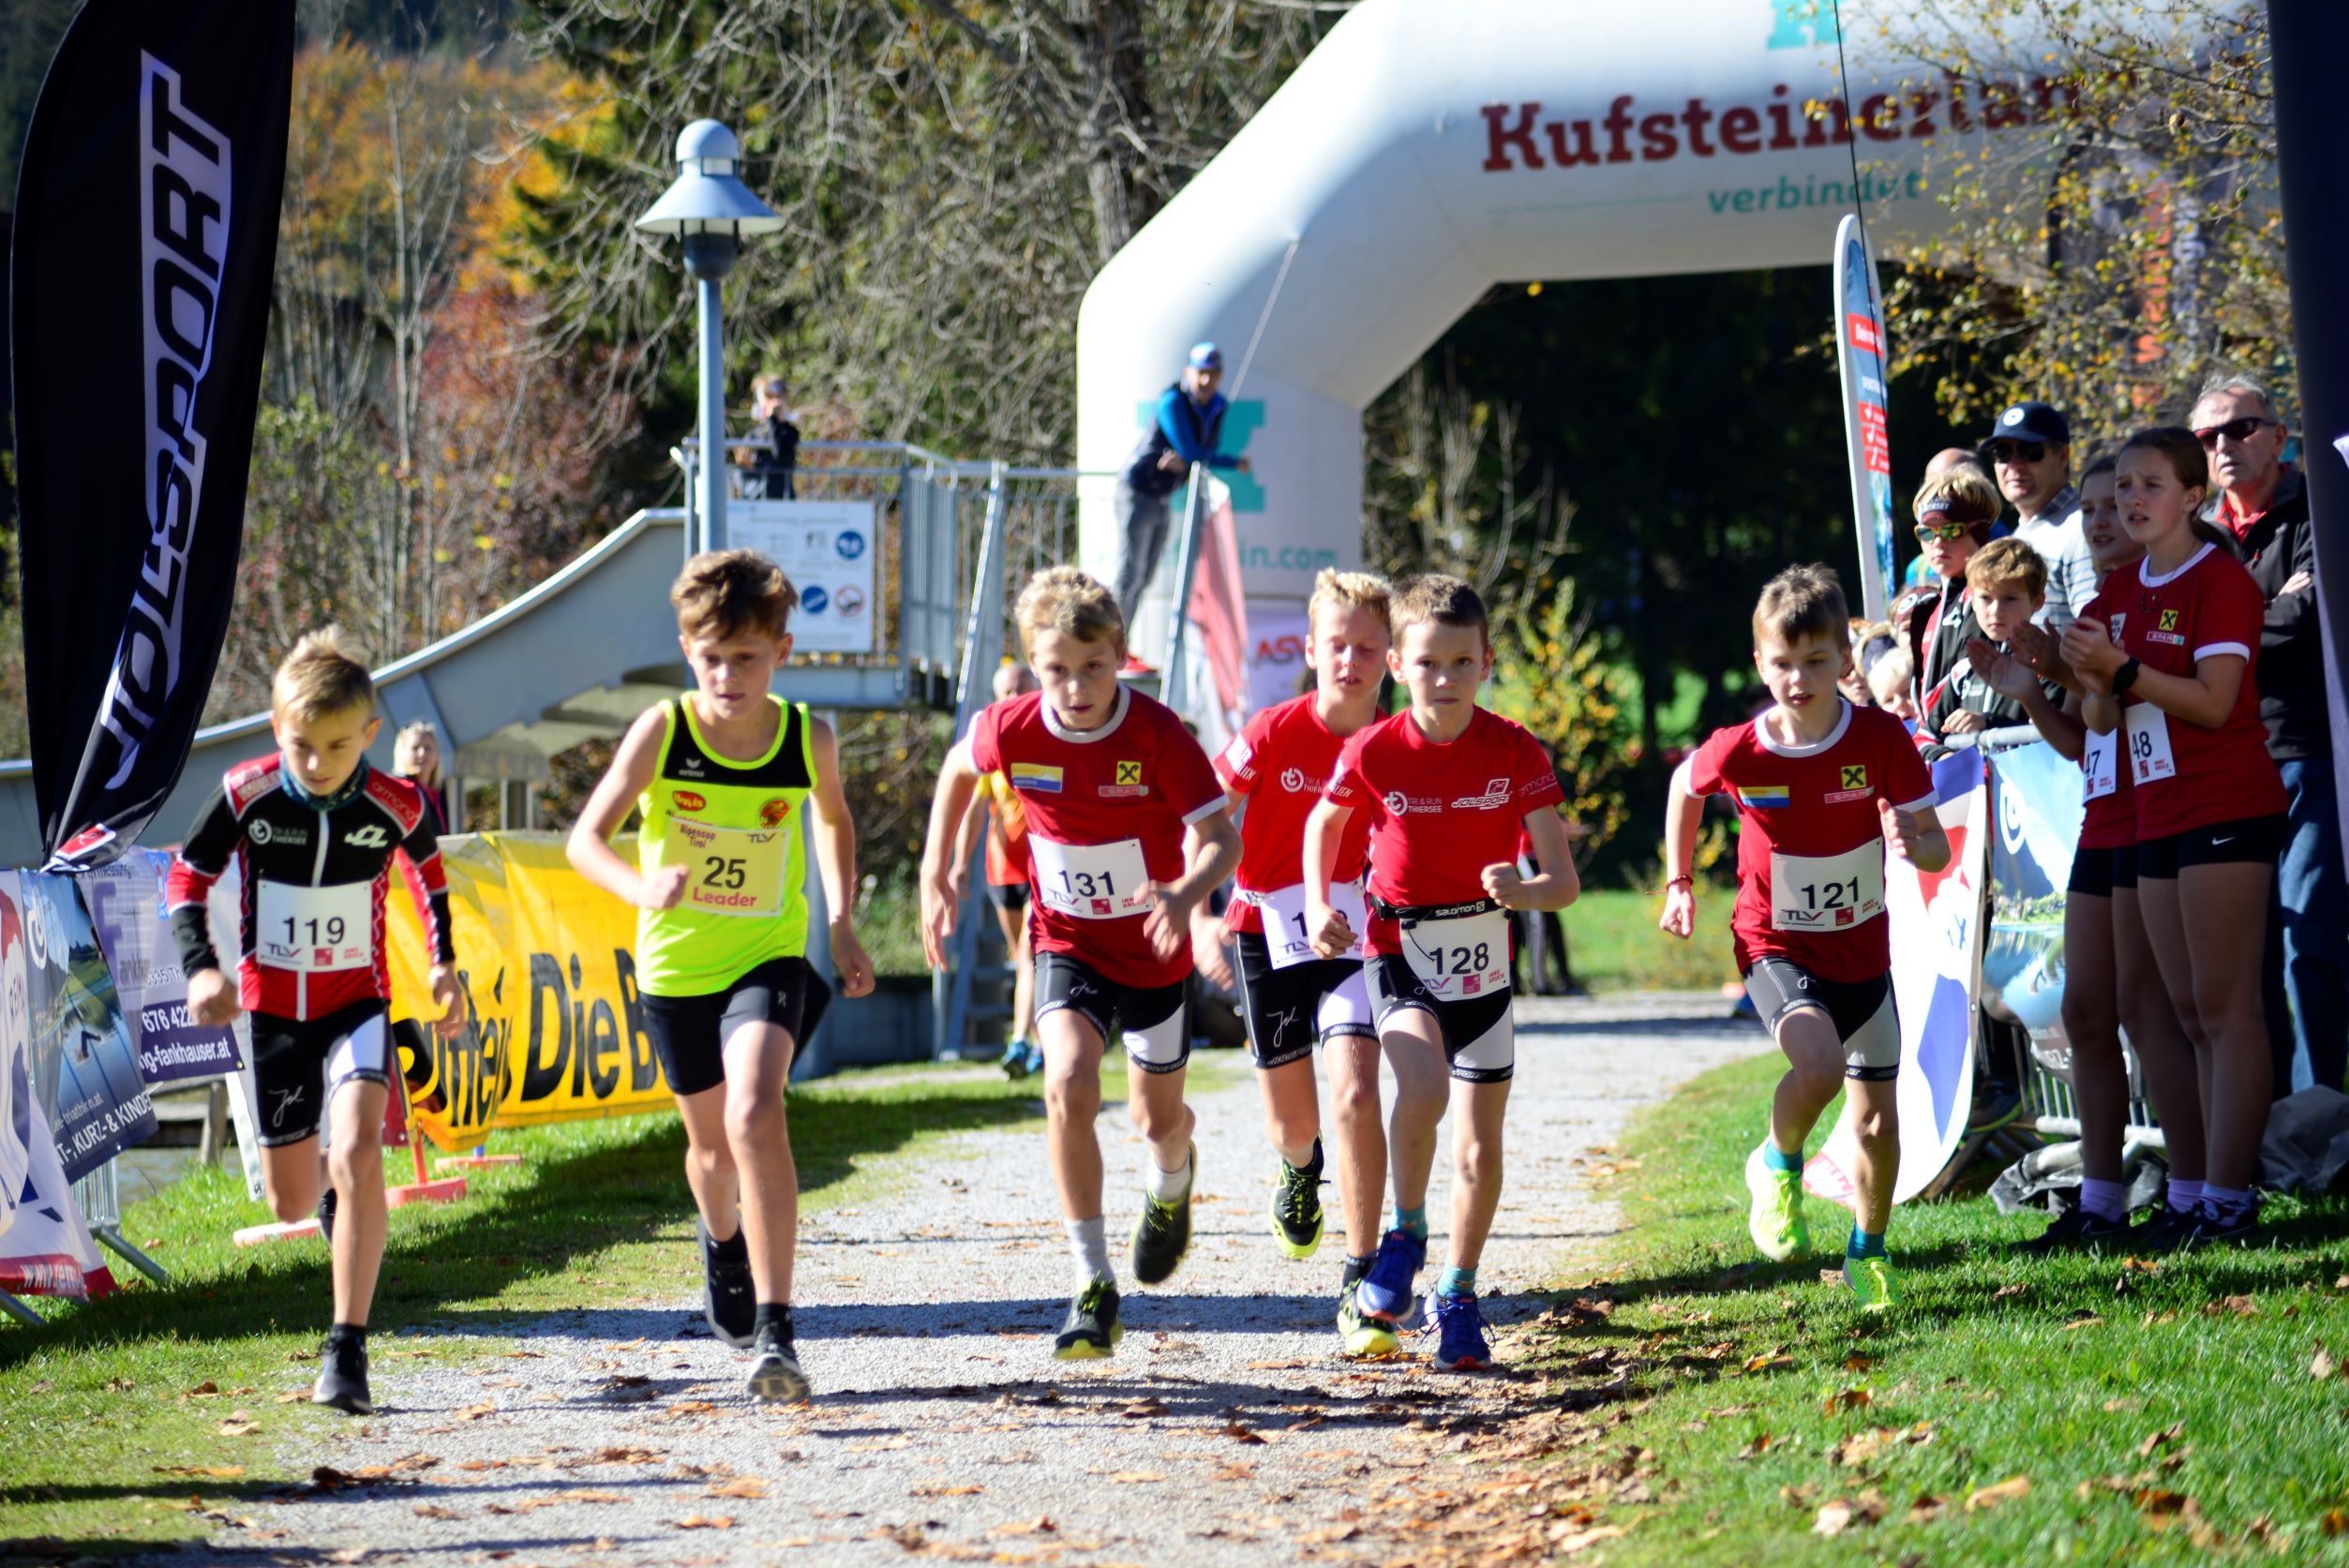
[
  {"x1": 1425, "y1": 1289, "x2": 1492, "y2": 1370},
  {"x1": 1354, "y1": 1227, "x2": 1426, "y2": 1322}
]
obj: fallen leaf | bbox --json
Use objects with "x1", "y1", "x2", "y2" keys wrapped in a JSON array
[
  {"x1": 1908, "y1": 1493, "x2": 1946, "y2": 1524},
  {"x1": 911, "y1": 1484, "x2": 984, "y2": 1497},
  {"x1": 1742, "y1": 1351, "x2": 1794, "y2": 1375},
  {"x1": 665, "y1": 1400, "x2": 719, "y2": 1419},
  {"x1": 1120, "y1": 1397, "x2": 1169, "y2": 1419},
  {"x1": 154, "y1": 1465, "x2": 245, "y2": 1479},
  {"x1": 413, "y1": 1502, "x2": 461, "y2": 1519},
  {"x1": 993, "y1": 1516, "x2": 1055, "y2": 1537},
  {"x1": 1211, "y1": 1463, "x2": 1256, "y2": 1482},
  {"x1": 1841, "y1": 1354, "x2": 1878, "y2": 1372},
  {"x1": 672, "y1": 1514, "x2": 735, "y2": 1530},
  {"x1": 1739, "y1": 1433, "x2": 1773, "y2": 1459},
  {"x1": 217, "y1": 1414, "x2": 258, "y2": 1438},
  {"x1": 1823, "y1": 1387, "x2": 1873, "y2": 1415},
  {"x1": 1247, "y1": 1359, "x2": 1309, "y2": 1370},
  {"x1": 1814, "y1": 1501, "x2": 1859, "y2": 1536},
  {"x1": 2313, "y1": 1345, "x2": 2337, "y2": 1381},
  {"x1": 1108, "y1": 1471, "x2": 1166, "y2": 1483},
  {"x1": 2323, "y1": 1508, "x2": 2348, "y2": 1538},
  {"x1": 454, "y1": 1400, "x2": 497, "y2": 1421},
  {"x1": 274, "y1": 1390, "x2": 307, "y2": 1404},
  {"x1": 182, "y1": 1381, "x2": 221, "y2": 1398},
  {"x1": 2119, "y1": 1256, "x2": 2162, "y2": 1274},
  {"x1": 2134, "y1": 1486, "x2": 2189, "y2": 1528},
  {"x1": 2138, "y1": 1421, "x2": 2185, "y2": 1458},
  {"x1": 1967, "y1": 1475, "x2": 2030, "y2": 1511},
  {"x1": 2061, "y1": 1311, "x2": 2105, "y2": 1331},
  {"x1": 328, "y1": 1550, "x2": 369, "y2": 1565},
  {"x1": 2203, "y1": 1294, "x2": 2259, "y2": 1319},
  {"x1": 1991, "y1": 1282, "x2": 2031, "y2": 1301},
  {"x1": 1552, "y1": 1524, "x2": 1627, "y2": 1556},
  {"x1": 704, "y1": 1477, "x2": 768, "y2": 1500},
  {"x1": 1222, "y1": 1421, "x2": 1266, "y2": 1444},
  {"x1": 2102, "y1": 1396, "x2": 2145, "y2": 1412}
]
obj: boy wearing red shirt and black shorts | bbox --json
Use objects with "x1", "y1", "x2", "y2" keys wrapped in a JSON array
[
  {"x1": 1303, "y1": 575, "x2": 1578, "y2": 1370},
  {"x1": 920, "y1": 567, "x2": 1240, "y2": 1356},
  {"x1": 1662, "y1": 565, "x2": 1948, "y2": 1311}
]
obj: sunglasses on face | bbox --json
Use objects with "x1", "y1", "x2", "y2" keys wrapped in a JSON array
[
  {"x1": 1915, "y1": 520, "x2": 1972, "y2": 543},
  {"x1": 1984, "y1": 441, "x2": 2047, "y2": 465},
  {"x1": 2193, "y1": 415, "x2": 2273, "y2": 448}
]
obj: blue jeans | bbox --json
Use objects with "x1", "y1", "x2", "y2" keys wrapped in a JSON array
[{"x1": 2276, "y1": 759, "x2": 2349, "y2": 1093}]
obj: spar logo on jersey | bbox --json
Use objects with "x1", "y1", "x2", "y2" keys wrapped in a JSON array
[
  {"x1": 345, "y1": 825, "x2": 391, "y2": 850},
  {"x1": 2149, "y1": 606, "x2": 2186, "y2": 645},
  {"x1": 1100, "y1": 759, "x2": 1148, "y2": 799},
  {"x1": 1825, "y1": 762, "x2": 1871, "y2": 805},
  {"x1": 1450, "y1": 777, "x2": 1514, "y2": 811},
  {"x1": 673, "y1": 791, "x2": 707, "y2": 813}
]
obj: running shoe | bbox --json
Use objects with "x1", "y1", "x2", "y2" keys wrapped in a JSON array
[
  {"x1": 1743, "y1": 1142, "x2": 1810, "y2": 1262},
  {"x1": 311, "y1": 1334, "x2": 372, "y2": 1414},
  {"x1": 1354, "y1": 1227, "x2": 1428, "y2": 1322},
  {"x1": 1022, "y1": 1041, "x2": 1047, "y2": 1075},
  {"x1": 2135, "y1": 1205, "x2": 2202, "y2": 1253},
  {"x1": 1001, "y1": 1039, "x2": 1035, "y2": 1081},
  {"x1": 2016, "y1": 1205, "x2": 2132, "y2": 1255},
  {"x1": 1425, "y1": 1290, "x2": 1492, "y2": 1370},
  {"x1": 316, "y1": 1186, "x2": 337, "y2": 1246},
  {"x1": 1842, "y1": 1252, "x2": 1900, "y2": 1312},
  {"x1": 1268, "y1": 1142, "x2": 1325, "y2": 1260},
  {"x1": 1054, "y1": 1277, "x2": 1123, "y2": 1359},
  {"x1": 745, "y1": 1319, "x2": 811, "y2": 1403},
  {"x1": 699, "y1": 1217, "x2": 756, "y2": 1349},
  {"x1": 1337, "y1": 1282, "x2": 1401, "y2": 1359},
  {"x1": 1967, "y1": 1083, "x2": 2025, "y2": 1134},
  {"x1": 1130, "y1": 1142, "x2": 1196, "y2": 1285},
  {"x1": 2177, "y1": 1202, "x2": 2263, "y2": 1252}
]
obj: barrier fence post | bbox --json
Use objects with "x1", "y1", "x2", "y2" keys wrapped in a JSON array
[{"x1": 1160, "y1": 470, "x2": 1208, "y2": 712}]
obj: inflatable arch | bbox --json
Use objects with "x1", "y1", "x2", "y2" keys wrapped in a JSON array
[{"x1": 1076, "y1": 0, "x2": 2085, "y2": 631}]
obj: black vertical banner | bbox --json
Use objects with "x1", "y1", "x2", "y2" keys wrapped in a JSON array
[{"x1": 8, "y1": 0, "x2": 295, "y2": 869}]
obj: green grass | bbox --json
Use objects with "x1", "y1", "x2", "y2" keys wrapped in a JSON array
[
  {"x1": 1519, "y1": 1053, "x2": 2349, "y2": 1565},
  {"x1": 1562, "y1": 884, "x2": 1740, "y2": 994},
  {"x1": 0, "y1": 1062, "x2": 1062, "y2": 1555}
]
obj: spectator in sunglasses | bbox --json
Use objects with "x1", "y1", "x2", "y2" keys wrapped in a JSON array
[
  {"x1": 1982, "y1": 401, "x2": 2097, "y2": 633},
  {"x1": 1896, "y1": 468, "x2": 2001, "y2": 713},
  {"x1": 2190, "y1": 372, "x2": 2342, "y2": 1097}
]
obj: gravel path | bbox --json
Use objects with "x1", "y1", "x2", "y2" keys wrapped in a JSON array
[{"x1": 166, "y1": 994, "x2": 1763, "y2": 1567}]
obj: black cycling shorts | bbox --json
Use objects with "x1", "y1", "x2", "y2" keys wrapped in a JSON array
[
  {"x1": 987, "y1": 880, "x2": 1029, "y2": 914},
  {"x1": 1230, "y1": 930, "x2": 1376, "y2": 1070},
  {"x1": 1365, "y1": 957, "x2": 1514, "y2": 1083},
  {"x1": 1742, "y1": 958, "x2": 1899, "y2": 1081},
  {"x1": 248, "y1": 999, "x2": 392, "y2": 1148},
  {"x1": 2135, "y1": 814, "x2": 2286, "y2": 878},
  {"x1": 640, "y1": 956, "x2": 810, "y2": 1098},
  {"x1": 1033, "y1": 951, "x2": 1189, "y2": 1074},
  {"x1": 2068, "y1": 844, "x2": 2139, "y2": 899}
]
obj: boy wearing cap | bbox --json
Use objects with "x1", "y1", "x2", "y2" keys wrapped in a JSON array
[
  {"x1": 1983, "y1": 399, "x2": 2096, "y2": 630},
  {"x1": 1111, "y1": 342, "x2": 1254, "y2": 635},
  {"x1": 1898, "y1": 468, "x2": 2001, "y2": 709}
]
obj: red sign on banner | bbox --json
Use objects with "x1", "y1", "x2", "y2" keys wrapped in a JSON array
[
  {"x1": 1848, "y1": 313, "x2": 1884, "y2": 358},
  {"x1": 1859, "y1": 403, "x2": 1892, "y2": 475}
]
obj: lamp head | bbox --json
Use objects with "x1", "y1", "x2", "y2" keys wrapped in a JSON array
[{"x1": 636, "y1": 118, "x2": 784, "y2": 271}]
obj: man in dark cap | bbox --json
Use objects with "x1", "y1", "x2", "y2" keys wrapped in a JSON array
[
  {"x1": 1982, "y1": 400, "x2": 2096, "y2": 632},
  {"x1": 1112, "y1": 342, "x2": 1253, "y2": 652}
]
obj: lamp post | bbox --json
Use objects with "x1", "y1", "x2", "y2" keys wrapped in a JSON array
[{"x1": 636, "y1": 119, "x2": 784, "y2": 556}]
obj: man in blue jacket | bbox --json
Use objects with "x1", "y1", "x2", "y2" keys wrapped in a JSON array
[{"x1": 1114, "y1": 343, "x2": 1252, "y2": 642}]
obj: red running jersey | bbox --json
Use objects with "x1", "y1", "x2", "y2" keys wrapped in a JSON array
[
  {"x1": 1214, "y1": 694, "x2": 1372, "y2": 936},
  {"x1": 1324, "y1": 706, "x2": 1563, "y2": 957},
  {"x1": 2074, "y1": 589, "x2": 2135, "y2": 852},
  {"x1": 1686, "y1": 700, "x2": 1936, "y2": 984},
  {"x1": 965, "y1": 685, "x2": 1226, "y2": 989},
  {"x1": 2102, "y1": 545, "x2": 2285, "y2": 841}
]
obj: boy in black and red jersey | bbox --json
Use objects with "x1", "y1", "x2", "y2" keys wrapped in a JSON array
[
  {"x1": 169, "y1": 631, "x2": 464, "y2": 1413},
  {"x1": 1209, "y1": 568, "x2": 1445, "y2": 1359},
  {"x1": 1302, "y1": 575, "x2": 1578, "y2": 1371},
  {"x1": 920, "y1": 567, "x2": 1240, "y2": 1358},
  {"x1": 1661, "y1": 566, "x2": 1948, "y2": 1311}
]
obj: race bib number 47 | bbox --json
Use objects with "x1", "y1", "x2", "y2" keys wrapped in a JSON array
[
  {"x1": 1769, "y1": 844, "x2": 1885, "y2": 932},
  {"x1": 1031, "y1": 835, "x2": 1152, "y2": 920}
]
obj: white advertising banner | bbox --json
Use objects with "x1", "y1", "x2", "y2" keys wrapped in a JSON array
[{"x1": 728, "y1": 500, "x2": 878, "y2": 655}]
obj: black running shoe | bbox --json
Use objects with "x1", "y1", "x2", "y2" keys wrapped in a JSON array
[
  {"x1": 700, "y1": 1218, "x2": 756, "y2": 1348},
  {"x1": 2132, "y1": 1206, "x2": 2200, "y2": 1254},
  {"x1": 1268, "y1": 1141, "x2": 1324, "y2": 1260},
  {"x1": 2016, "y1": 1205, "x2": 2132, "y2": 1255},
  {"x1": 744, "y1": 1320, "x2": 811, "y2": 1403},
  {"x1": 1053, "y1": 1277, "x2": 1122, "y2": 1360},
  {"x1": 1130, "y1": 1142, "x2": 1196, "y2": 1285},
  {"x1": 2178, "y1": 1202, "x2": 2263, "y2": 1252},
  {"x1": 316, "y1": 1187, "x2": 337, "y2": 1246},
  {"x1": 1967, "y1": 1083, "x2": 2025, "y2": 1134},
  {"x1": 311, "y1": 1335, "x2": 372, "y2": 1414}
]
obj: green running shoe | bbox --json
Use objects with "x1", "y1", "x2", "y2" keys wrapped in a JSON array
[
  {"x1": 745, "y1": 1320, "x2": 812, "y2": 1403},
  {"x1": 1001, "y1": 1040, "x2": 1034, "y2": 1081},
  {"x1": 1053, "y1": 1277, "x2": 1123, "y2": 1360},
  {"x1": 1268, "y1": 1142, "x2": 1325, "y2": 1260},
  {"x1": 1337, "y1": 1282, "x2": 1401, "y2": 1359},
  {"x1": 1130, "y1": 1142, "x2": 1197, "y2": 1285},
  {"x1": 1842, "y1": 1252, "x2": 1900, "y2": 1312},
  {"x1": 1743, "y1": 1141, "x2": 1810, "y2": 1262}
]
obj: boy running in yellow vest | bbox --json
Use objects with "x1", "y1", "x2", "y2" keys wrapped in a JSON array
[{"x1": 568, "y1": 550, "x2": 875, "y2": 1401}]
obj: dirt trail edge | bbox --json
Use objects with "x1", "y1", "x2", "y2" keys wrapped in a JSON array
[{"x1": 162, "y1": 993, "x2": 1762, "y2": 1567}]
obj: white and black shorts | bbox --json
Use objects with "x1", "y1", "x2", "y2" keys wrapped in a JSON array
[
  {"x1": 1743, "y1": 957, "x2": 1899, "y2": 1081},
  {"x1": 1231, "y1": 930, "x2": 1377, "y2": 1070},
  {"x1": 1365, "y1": 958, "x2": 1515, "y2": 1083},
  {"x1": 248, "y1": 1000, "x2": 393, "y2": 1147},
  {"x1": 1035, "y1": 951, "x2": 1189, "y2": 1075}
]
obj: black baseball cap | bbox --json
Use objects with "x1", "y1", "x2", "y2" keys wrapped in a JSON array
[{"x1": 1983, "y1": 401, "x2": 2071, "y2": 447}]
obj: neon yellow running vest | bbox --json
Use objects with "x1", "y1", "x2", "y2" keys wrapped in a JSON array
[{"x1": 635, "y1": 695, "x2": 814, "y2": 997}]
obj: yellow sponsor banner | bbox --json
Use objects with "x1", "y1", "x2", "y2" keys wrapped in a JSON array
[{"x1": 386, "y1": 832, "x2": 671, "y2": 1150}]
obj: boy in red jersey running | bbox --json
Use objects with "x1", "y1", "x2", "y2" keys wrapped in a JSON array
[
  {"x1": 1209, "y1": 569, "x2": 1444, "y2": 1358},
  {"x1": 1302, "y1": 575, "x2": 1579, "y2": 1370},
  {"x1": 920, "y1": 567, "x2": 1240, "y2": 1357},
  {"x1": 169, "y1": 631, "x2": 465, "y2": 1413},
  {"x1": 1660, "y1": 565, "x2": 1949, "y2": 1310}
]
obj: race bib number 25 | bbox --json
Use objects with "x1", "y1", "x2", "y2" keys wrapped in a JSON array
[{"x1": 667, "y1": 819, "x2": 788, "y2": 918}]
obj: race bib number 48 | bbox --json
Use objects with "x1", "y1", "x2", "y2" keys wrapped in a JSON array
[
  {"x1": 666, "y1": 819, "x2": 789, "y2": 918},
  {"x1": 1400, "y1": 909, "x2": 1509, "y2": 1000},
  {"x1": 2124, "y1": 703, "x2": 2176, "y2": 787},
  {"x1": 1769, "y1": 844, "x2": 1885, "y2": 932},
  {"x1": 1031, "y1": 835, "x2": 1152, "y2": 920},
  {"x1": 1264, "y1": 881, "x2": 1366, "y2": 968},
  {"x1": 256, "y1": 880, "x2": 373, "y2": 972}
]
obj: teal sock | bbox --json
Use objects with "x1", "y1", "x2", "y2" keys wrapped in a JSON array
[
  {"x1": 1762, "y1": 1140, "x2": 1803, "y2": 1174},
  {"x1": 1392, "y1": 1204, "x2": 1429, "y2": 1242},
  {"x1": 1846, "y1": 1229, "x2": 1887, "y2": 1261},
  {"x1": 1436, "y1": 1264, "x2": 1477, "y2": 1297}
]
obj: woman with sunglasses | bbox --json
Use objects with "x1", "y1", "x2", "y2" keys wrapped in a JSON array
[
  {"x1": 2061, "y1": 428, "x2": 2286, "y2": 1248},
  {"x1": 1897, "y1": 467, "x2": 2001, "y2": 712}
]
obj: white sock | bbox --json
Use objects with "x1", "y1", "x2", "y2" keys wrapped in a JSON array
[
  {"x1": 2166, "y1": 1178, "x2": 2204, "y2": 1216},
  {"x1": 1066, "y1": 1216, "x2": 1112, "y2": 1285},
  {"x1": 1145, "y1": 1152, "x2": 1193, "y2": 1203},
  {"x1": 2078, "y1": 1177, "x2": 2126, "y2": 1223}
]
